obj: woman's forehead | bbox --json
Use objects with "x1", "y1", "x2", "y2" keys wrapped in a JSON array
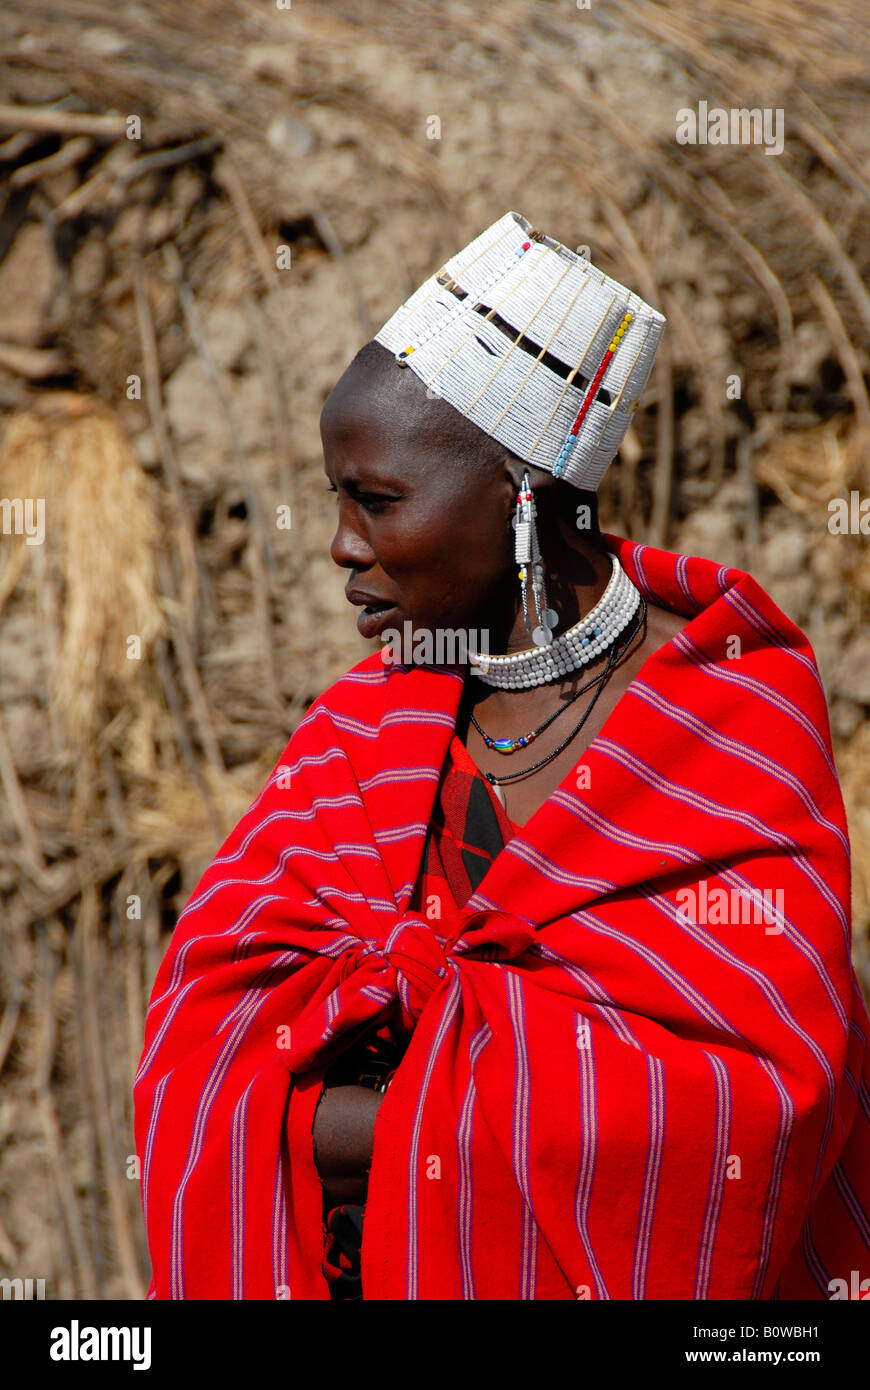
[
  {"x1": 321, "y1": 341, "x2": 521, "y2": 490},
  {"x1": 321, "y1": 382, "x2": 422, "y2": 474},
  {"x1": 322, "y1": 356, "x2": 468, "y2": 460}
]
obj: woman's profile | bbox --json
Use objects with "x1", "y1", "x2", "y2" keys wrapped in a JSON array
[{"x1": 134, "y1": 211, "x2": 870, "y2": 1301}]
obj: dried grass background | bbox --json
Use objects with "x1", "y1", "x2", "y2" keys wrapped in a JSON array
[{"x1": 0, "y1": 0, "x2": 868, "y2": 1297}]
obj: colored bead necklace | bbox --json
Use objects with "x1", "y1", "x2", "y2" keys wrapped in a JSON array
[{"x1": 469, "y1": 660, "x2": 609, "y2": 754}]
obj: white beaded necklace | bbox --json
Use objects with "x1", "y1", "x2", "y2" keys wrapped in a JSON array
[{"x1": 467, "y1": 554, "x2": 640, "y2": 689}]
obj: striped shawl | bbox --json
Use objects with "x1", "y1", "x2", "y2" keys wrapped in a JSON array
[{"x1": 134, "y1": 533, "x2": 870, "y2": 1300}]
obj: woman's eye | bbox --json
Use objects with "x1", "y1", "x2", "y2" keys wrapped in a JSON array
[{"x1": 325, "y1": 483, "x2": 396, "y2": 512}]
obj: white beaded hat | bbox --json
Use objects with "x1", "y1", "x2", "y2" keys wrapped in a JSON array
[{"x1": 374, "y1": 210, "x2": 666, "y2": 492}]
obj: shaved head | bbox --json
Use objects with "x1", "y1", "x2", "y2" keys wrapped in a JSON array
[
  {"x1": 332, "y1": 339, "x2": 517, "y2": 483},
  {"x1": 331, "y1": 341, "x2": 598, "y2": 526}
]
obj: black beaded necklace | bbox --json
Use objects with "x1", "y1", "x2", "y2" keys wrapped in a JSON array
[
  {"x1": 470, "y1": 660, "x2": 606, "y2": 754},
  {"x1": 470, "y1": 597, "x2": 647, "y2": 788}
]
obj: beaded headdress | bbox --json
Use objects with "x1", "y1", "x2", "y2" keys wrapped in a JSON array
[{"x1": 374, "y1": 210, "x2": 666, "y2": 492}]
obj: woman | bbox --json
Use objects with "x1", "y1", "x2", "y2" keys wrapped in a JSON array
[{"x1": 135, "y1": 213, "x2": 870, "y2": 1300}]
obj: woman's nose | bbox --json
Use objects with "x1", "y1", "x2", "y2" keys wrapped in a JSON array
[{"x1": 330, "y1": 511, "x2": 376, "y2": 570}]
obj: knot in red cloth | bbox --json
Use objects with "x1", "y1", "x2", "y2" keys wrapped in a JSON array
[
  {"x1": 377, "y1": 917, "x2": 452, "y2": 1023},
  {"x1": 287, "y1": 910, "x2": 537, "y2": 1070}
]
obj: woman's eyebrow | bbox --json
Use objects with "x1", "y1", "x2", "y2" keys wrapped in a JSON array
[{"x1": 329, "y1": 471, "x2": 406, "y2": 492}]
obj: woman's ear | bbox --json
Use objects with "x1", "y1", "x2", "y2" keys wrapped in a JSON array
[
  {"x1": 502, "y1": 458, "x2": 555, "y2": 494},
  {"x1": 500, "y1": 459, "x2": 525, "y2": 509}
]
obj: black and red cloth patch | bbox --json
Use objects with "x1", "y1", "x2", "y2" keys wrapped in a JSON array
[{"x1": 409, "y1": 734, "x2": 519, "y2": 911}]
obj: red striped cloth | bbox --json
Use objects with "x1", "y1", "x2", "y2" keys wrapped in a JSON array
[
  {"x1": 134, "y1": 533, "x2": 870, "y2": 1300},
  {"x1": 321, "y1": 733, "x2": 520, "y2": 1298}
]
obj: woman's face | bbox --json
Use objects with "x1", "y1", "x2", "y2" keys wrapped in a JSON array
[{"x1": 320, "y1": 349, "x2": 519, "y2": 646}]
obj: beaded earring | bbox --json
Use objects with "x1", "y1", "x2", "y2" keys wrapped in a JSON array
[{"x1": 513, "y1": 470, "x2": 559, "y2": 646}]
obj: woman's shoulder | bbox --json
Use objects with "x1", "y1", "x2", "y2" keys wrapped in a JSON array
[{"x1": 645, "y1": 601, "x2": 692, "y2": 647}]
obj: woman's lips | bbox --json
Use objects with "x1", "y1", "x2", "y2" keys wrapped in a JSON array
[{"x1": 356, "y1": 603, "x2": 399, "y2": 639}]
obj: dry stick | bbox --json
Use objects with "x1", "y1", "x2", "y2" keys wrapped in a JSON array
[
  {"x1": 162, "y1": 246, "x2": 284, "y2": 719},
  {"x1": 14, "y1": 847, "x2": 129, "y2": 929},
  {"x1": 0, "y1": 103, "x2": 128, "y2": 137},
  {"x1": 597, "y1": 190, "x2": 675, "y2": 545},
  {"x1": 122, "y1": 873, "x2": 144, "y2": 1096},
  {"x1": 68, "y1": 901, "x2": 106, "y2": 1295},
  {"x1": 98, "y1": 749, "x2": 127, "y2": 847},
  {"x1": 152, "y1": 628, "x2": 224, "y2": 843},
  {"x1": 743, "y1": 3, "x2": 847, "y2": 70},
  {"x1": 611, "y1": 0, "x2": 743, "y2": 91},
  {"x1": 154, "y1": 550, "x2": 227, "y2": 796},
  {"x1": 248, "y1": 298, "x2": 295, "y2": 521},
  {"x1": 213, "y1": 154, "x2": 276, "y2": 294},
  {"x1": 36, "y1": 1092, "x2": 100, "y2": 1299},
  {"x1": 0, "y1": 680, "x2": 58, "y2": 1161},
  {"x1": 767, "y1": 163, "x2": 870, "y2": 337},
  {"x1": 0, "y1": 341, "x2": 69, "y2": 378},
  {"x1": 0, "y1": 130, "x2": 40, "y2": 160},
  {"x1": 0, "y1": 524, "x2": 30, "y2": 617},
  {"x1": 50, "y1": 161, "x2": 124, "y2": 224},
  {"x1": 75, "y1": 889, "x2": 145, "y2": 1300},
  {"x1": 98, "y1": 902, "x2": 149, "y2": 1299},
  {"x1": 97, "y1": 753, "x2": 141, "y2": 1102},
  {"x1": 133, "y1": 265, "x2": 200, "y2": 639},
  {"x1": 737, "y1": 432, "x2": 762, "y2": 559},
  {"x1": 0, "y1": 990, "x2": 21, "y2": 1078},
  {"x1": 514, "y1": 26, "x2": 796, "y2": 440},
  {"x1": 495, "y1": 18, "x2": 789, "y2": 431},
  {"x1": 143, "y1": 866, "x2": 174, "y2": 1004},
  {"x1": 136, "y1": 267, "x2": 225, "y2": 765},
  {"x1": 627, "y1": 0, "x2": 837, "y2": 108},
  {"x1": 679, "y1": 173, "x2": 795, "y2": 414},
  {"x1": 662, "y1": 290, "x2": 727, "y2": 486},
  {"x1": 33, "y1": 920, "x2": 99, "y2": 1299},
  {"x1": 617, "y1": 189, "x2": 675, "y2": 547},
  {"x1": 795, "y1": 109, "x2": 870, "y2": 207},
  {"x1": 0, "y1": 702, "x2": 44, "y2": 876},
  {"x1": 117, "y1": 135, "x2": 219, "y2": 185},
  {"x1": 0, "y1": 43, "x2": 240, "y2": 130},
  {"x1": 247, "y1": 299, "x2": 311, "y2": 733},
  {"x1": 464, "y1": 24, "x2": 758, "y2": 540},
  {"x1": 9, "y1": 135, "x2": 93, "y2": 189},
  {"x1": 0, "y1": 1212, "x2": 17, "y2": 1265},
  {"x1": 162, "y1": 245, "x2": 275, "y2": 575},
  {"x1": 649, "y1": 340, "x2": 676, "y2": 550},
  {"x1": 809, "y1": 278, "x2": 870, "y2": 435},
  {"x1": 31, "y1": 926, "x2": 58, "y2": 1161},
  {"x1": 311, "y1": 201, "x2": 373, "y2": 342},
  {"x1": 153, "y1": 632, "x2": 205, "y2": 778},
  {"x1": 32, "y1": 537, "x2": 68, "y2": 769}
]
